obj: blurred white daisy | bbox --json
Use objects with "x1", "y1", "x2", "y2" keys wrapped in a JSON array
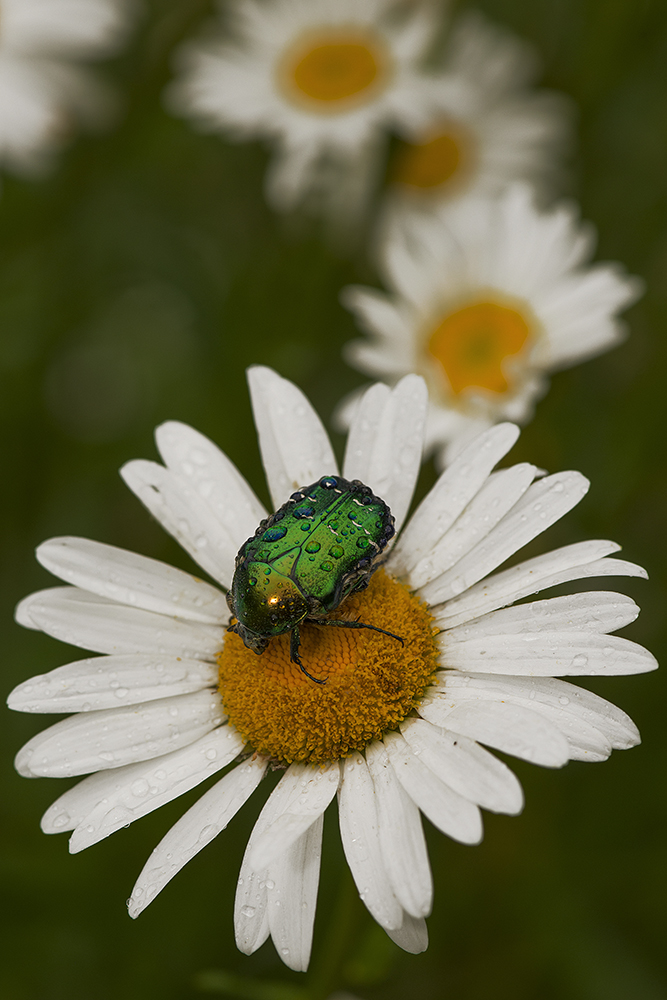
[
  {"x1": 11, "y1": 368, "x2": 655, "y2": 972},
  {"x1": 0, "y1": 0, "x2": 134, "y2": 175},
  {"x1": 383, "y1": 11, "x2": 572, "y2": 219},
  {"x1": 343, "y1": 184, "x2": 643, "y2": 465},
  {"x1": 167, "y1": 0, "x2": 439, "y2": 223}
]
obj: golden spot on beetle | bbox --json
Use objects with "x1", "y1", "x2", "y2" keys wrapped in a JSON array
[{"x1": 217, "y1": 570, "x2": 439, "y2": 764}]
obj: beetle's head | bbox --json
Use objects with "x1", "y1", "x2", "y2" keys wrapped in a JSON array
[{"x1": 228, "y1": 561, "x2": 309, "y2": 651}]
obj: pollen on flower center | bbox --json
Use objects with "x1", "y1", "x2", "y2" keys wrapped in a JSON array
[
  {"x1": 217, "y1": 570, "x2": 439, "y2": 765},
  {"x1": 279, "y1": 31, "x2": 390, "y2": 111},
  {"x1": 392, "y1": 122, "x2": 475, "y2": 191},
  {"x1": 427, "y1": 299, "x2": 534, "y2": 396}
]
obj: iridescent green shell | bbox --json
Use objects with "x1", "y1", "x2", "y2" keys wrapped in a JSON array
[{"x1": 226, "y1": 475, "x2": 395, "y2": 655}]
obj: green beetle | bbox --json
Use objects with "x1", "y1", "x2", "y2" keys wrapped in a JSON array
[{"x1": 226, "y1": 475, "x2": 403, "y2": 682}]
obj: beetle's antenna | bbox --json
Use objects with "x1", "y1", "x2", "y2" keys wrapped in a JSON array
[{"x1": 312, "y1": 618, "x2": 404, "y2": 646}]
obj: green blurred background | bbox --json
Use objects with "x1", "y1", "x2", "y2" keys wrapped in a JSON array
[{"x1": 1, "y1": 1, "x2": 666, "y2": 997}]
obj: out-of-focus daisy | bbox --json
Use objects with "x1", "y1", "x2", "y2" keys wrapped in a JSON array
[
  {"x1": 167, "y1": 0, "x2": 439, "y2": 222},
  {"x1": 11, "y1": 368, "x2": 655, "y2": 971},
  {"x1": 384, "y1": 11, "x2": 571, "y2": 219},
  {"x1": 343, "y1": 184, "x2": 643, "y2": 465},
  {"x1": 0, "y1": 0, "x2": 134, "y2": 175}
]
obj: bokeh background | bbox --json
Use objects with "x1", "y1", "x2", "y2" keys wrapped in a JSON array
[{"x1": 1, "y1": 1, "x2": 666, "y2": 997}]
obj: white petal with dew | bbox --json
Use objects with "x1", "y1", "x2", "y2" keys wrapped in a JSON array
[
  {"x1": 434, "y1": 672, "x2": 640, "y2": 754},
  {"x1": 400, "y1": 717, "x2": 523, "y2": 815},
  {"x1": 120, "y1": 460, "x2": 238, "y2": 587},
  {"x1": 439, "y1": 631, "x2": 657, "y2": 676},
  {"x1": 434, "y1": 672, "x2": 612, "y2": 762},
  {"x1": 391, "y1": 423, "x2": 519, "y2": 577},
  {"x1": 435, "y1": 541, "x2": 646, "y2": 629},
  {"x1": 247, "y1": 366, "x2": 338, "y2": 510},
  {"x1": 443, "y1": 592, "x2": 640, "y2": 641},
  {"x1": 266, "y1": 814, "x2": 323, "y2": 973},
  {"x1": 386, "y1": 912, "x2": 429, "y2": 955},
  {"x1": 250, "y1": 761, "x2": 339, "y2": 870},
  {"x1": 365, "y1": 741, "x2": 432, "y2": 919},
  {"x1": 338, "y1": 753, "x2": 403, "y2": 931},
  {"x1": 17, "y1": 587, "x2": 222, "y2": 660},
  {"x1": 421, "y1": 472, "x2": 590, "y2": 606},
  {"x1": 342, "y1": 383, "x2": 391, "y2": 482},
  {"x1": 15, "y1": 689, "x2": 224, "y2": 778},
  {"x1": 408, "y1": 463, "x2": 538, "y2": 590},
  {"x1": 234, "y1": 769, "x2": 307, "y2": 956},
  {"x1": 155, "y1": 421, "x2": 267, "y2": 549},
  {"x1": 418, "y1": 697, "x2": 570, "y2": 767},
  {"x1": 343, "y1": 375, "x2": 427, "y2": 534},
  {"x1": 41, "y1": 725, "x2": 245, "y2": 840},
  {"x1": 128, "y1": 755, "x2": 267, "y2": 917},
  {"x1": 8, "y1": 654, "x2": 217, "y2": 714},
  {"x1": 383, "y1": 731, "x2": 483, "y2": 845},
  {"x1": 36, "y1": 537, "x2": 228, "y2": 624}
]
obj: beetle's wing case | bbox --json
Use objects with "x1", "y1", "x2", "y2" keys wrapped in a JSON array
[{"x1": 287, "y1": 477, "x2": 395, "y2": 614}]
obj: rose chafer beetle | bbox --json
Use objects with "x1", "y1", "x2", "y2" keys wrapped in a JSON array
[{"x1": 226, "y1": 475, "x2": 403, "y2": 682}]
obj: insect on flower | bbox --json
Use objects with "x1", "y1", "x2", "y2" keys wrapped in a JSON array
[{"x1": 226, "y1": 475, "x2": 403, "y2": 682}]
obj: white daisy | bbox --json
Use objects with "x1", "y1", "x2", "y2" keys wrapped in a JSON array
[
  {"x1": 383, "y1": 11, "x2": 572, "y2": 218},
  {"x1": 343, "y1": 183, "x2": 643, "y2": 465},
  {"x1": 167, "y1": 0, "x2": 439, "y2": 222},
  {"x1": 0, "y1": 0, "x2": 134, "y2": 175},
  {"x1": 10, "y1": 367, "x2": 655, "y2": 972}
]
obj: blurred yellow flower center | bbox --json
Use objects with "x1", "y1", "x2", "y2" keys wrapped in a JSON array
[
  {"x1": 281, "y1": 32, "x2": 389, "y2": 111},
  {"x1": 392, "y1": 123, "x2": 474, "y2": 190},
  {"x1": 427, "y1": 300, "x2": 533, "y2": 395},
  {"x1": 217, "y1": 571, "x2": 439, "y2": 765}
]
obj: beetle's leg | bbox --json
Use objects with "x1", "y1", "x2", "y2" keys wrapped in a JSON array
[
  {"x1": 289, "y1": 626, "x2": 326, "y2": 685},
  {"x1": 312, "y1": 618, "x2": 405, "y2": 646}
]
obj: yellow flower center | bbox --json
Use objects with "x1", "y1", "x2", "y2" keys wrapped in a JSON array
[
  {"x1": 427, "y1": 299, "x2": 534, "y2": 396},
  {"x1": 279, "y1": 31, "x2": 390, "y2": 112},
  {"x1": 392, "y1": 123, "x2": 475, "y2": 192},
  {"x1": 218, "y1": 571, "x2": 439, "y2": 765}
]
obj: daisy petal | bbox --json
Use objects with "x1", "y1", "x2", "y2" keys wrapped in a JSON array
[
  {"x1": 386, "y1": 912, "x2": 429, "y2": 955},
  {"x1": 418, "y1": 697, "x2": 570, "y2": 767},
  {"x1": 440, "y1": 631, "x2": 657, "y2": 676},
  {"x1": 365, "y1": 741, "x2": 432, "y2": 919},
  {"x1": 338, "y1": 753, "x2": 403, "y2": 931},
  {"x1": 235, "y1": 771, "x2": 305, "y2": 956},
  {"x1": 421, "y1": 471, "x2": 590, "y2": 606},
  {"x1": 443, "y1": 592, "x2": 640, "y2": 640},
  {"x1": 71, "y1": 726, "x2": 246, "y2": 852},
  {"x1": 384, "y1": 731, "x2": 483, "y2": 845},
  {"x1": 120, "y1": 459, "x2": 238, "y2": 587},
  {"x1": 8, "y1": 654, "x2": 217, "y2": 713},
  {"x1": 155, "y1": 421, "x2": 267, "y2": 548},
  {"x1": 400, "y1": 717, "x2": 523, "y2": 815},
  {"x1": 266, "y1": 814, "x2": 323, "y2": 973},
  {"x1": 18, "y1": 587, "x2": 222, "y2": 659},
  {"x1": 438, "y1": 672, "x2": 640, "y2": 753},
  {"x1": 391, "y1": 423, "x2": 520, "y2": 576},
  {"x1": 15, "y1": 690, "x2": 225, "y2": 778},
  {"x1": 250, "y1": 761, "x2": 340, "y2": 870},
  {"x1": 434, "y1": 540, "x2": 646, "y2": 629},
  {"x1": 42, "y1": 726, "x2": 245, "y2": 840},
  {"x1": 343, "y1": 375, "x2": 427, "y2": 534},
  {"x1": 36, "y1": 537, "x2": 228, "y2": 624},
  {"x1": 128, "y1": 755, "x2": 267, "y2": 918},
  {"x1": 247, "y1": 366, "x2": 338, "y2": 510},
  {"x1": 408, "y1": 463, "x2": 538, "y2": 589}
]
